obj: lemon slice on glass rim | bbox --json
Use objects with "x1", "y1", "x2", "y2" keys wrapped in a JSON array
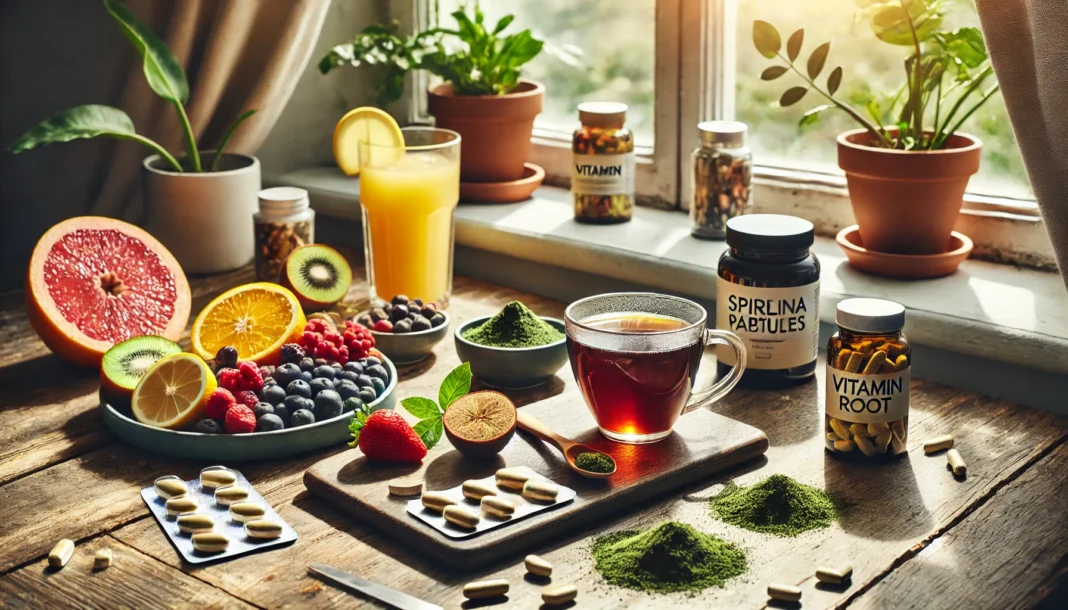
[{"x1": 333, "y1": 107, "x2": 405, "y2": 176}]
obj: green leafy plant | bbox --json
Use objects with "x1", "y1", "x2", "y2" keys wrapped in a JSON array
[
  {"x1": 319, "y1": 5, "x2": 546, "y2": 105},
  {"x1": 396, "y1": 362, "x2": 473, "y2": 449},
  {"x1": 7, "y1": 0, "x2": 255, "y2": 172},
  {"x1": 753, "y1": 0, "x2": 999, "y2": 150}
]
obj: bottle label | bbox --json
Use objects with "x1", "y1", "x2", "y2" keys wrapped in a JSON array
[
  {"x1": 825, "y1": 366, "x2": 911, "y2": 423},
  {"x1": 715, "y1": 278, "x2": 819, "y2": 370},
  {"x1": 571, "y1": 153, "x2": 635, "y2": 196}
]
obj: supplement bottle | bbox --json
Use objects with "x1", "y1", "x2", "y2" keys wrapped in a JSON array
[
  {"x1": 572, "y1": 102, "x2": 635, "y2": 224},
  {"x1": 716, "y1": 214, "x2": 819, "y2": 388},
  {"x1": 691, "y1": 120, "x2": 752, "y2": 239},
  {"x1": 253, "y1": 187, "x2": 314, "y2": 282},
  {"x1": 825, "y1": 298, "x2": 910, "y2": 459}
]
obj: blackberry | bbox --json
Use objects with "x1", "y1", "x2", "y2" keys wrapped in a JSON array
[
  {"x1": 257, "y1": 413, "x2": 284, "y2": 432},
  {"x1": 280, "y1": 343, "x2": 305, "y2": 365},
  {"x1": 195, "y1": 419, "x2": 225, "y2": 434},
  {"x1": 290, "y1": 409, "x2": 315, "y2": 427}
]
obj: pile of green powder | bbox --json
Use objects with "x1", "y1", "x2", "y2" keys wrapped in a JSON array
[
  {"x1": 710, "y1": 474, "x2": 838, "y2": 537},
  {"x1": 591, "y1": 522, "x2": 747, "y2": 593},
  {"x1": 462, "y1": 301, "x2": 564, "y2": 348},
  {"x1": 575, "y1": 451, "x2": 615, "y2": 473}
]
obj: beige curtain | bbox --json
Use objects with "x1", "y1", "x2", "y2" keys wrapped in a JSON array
[
  {"x1": 976, "y1": 0, "x2": 1068, "y2": 290},
  {"x1": 92, "y1": 0, "x2": 332, "y2": 220}
]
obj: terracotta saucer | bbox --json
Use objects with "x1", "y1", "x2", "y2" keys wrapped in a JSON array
[
  {"x1": 836, "y1": 225, "x2": 973, "y2": 279},
  {"x1": 460, "y1": 162, "x2": 545, "y2": 204}
]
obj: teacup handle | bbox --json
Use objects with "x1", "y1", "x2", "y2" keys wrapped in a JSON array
[{"x1": 682, "y1": 329, "x2": 747, "y2": 415}]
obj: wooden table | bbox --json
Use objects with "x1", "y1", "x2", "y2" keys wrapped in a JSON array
[{"x1": 1, "y1": 266, "x2": 1065, "y2": 609}]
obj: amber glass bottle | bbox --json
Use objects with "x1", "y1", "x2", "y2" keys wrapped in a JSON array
[
  {"x1": 716, "y1": 214, "x2": 820, "y2": 388},
  {"x1": 571, "y1": 102, "x2": 635, "y2": 223},
  {"x1": 825, "y1": 298, "x2": 910, "y2": 459}
]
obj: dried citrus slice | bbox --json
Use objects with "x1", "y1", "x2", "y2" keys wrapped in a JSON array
[
  {"x1": 333, "y1": 106, "x2": 404, "y2": 176},
  {"x1": 191, "y1": 283, "x2": 306, "y2": 365},
  {"x1": 132, "y1": 353, "x2": 217, "y2": 429}
]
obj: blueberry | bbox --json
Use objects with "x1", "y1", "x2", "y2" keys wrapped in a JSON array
[
  {"x1": 313, "y1": 365, "x2": 337, "y2": 380},
  {"x1": 411, "y1": 316, "x2": 432, "y2": 332},
  {"x1": 273, "y1": 363, "x2": 301, "y2": 387},
  {"x1": 257, "y1": 413, "x2": 284, "y2": 432},
  {"x1": 300, "y1": 370, "x2": 314, "y2": 383},
  {"x1": 309, "y1": 377, "x2": 334, "y2": 397},
  {"x1": 314, "y1": 390, "x2": 344, "y2": 420},
  {"x1": 259, "y1": 384, "x2": 287, "y2": 406},
  {"x1": 283, "y1": 394, "x2": 306, "y2": 413},
  {"x1": 331, "y1": 362, "x2": 343, "y2": 370},
  {"x1": 343, "y1": 396, "x2": 365, "y2": 414},
  {"x1": 408, "y1": 310, "x2": 419, "y2": 321},
  {"x1": 336, "y1": 379, "x2": 361, "y2": 400},
  {"x1": 411, "y1": 298, "x2": 424, "y2": 307},
  {"x1": 366, "y1": 364, "x2": 389, "y2": 382},
  {"x1": 421, "y1": 305, "x2": 437, "y2": 318},
  {"x1": 299, "y1": 357, "x2": 316, "y2": 372},
  {"x1": 358, "y1": 387, "x2": 378, "y2": 405},
  {"x1": 253, "y1": 402, "x2": 275, "y2": 418},
  {"x1": 357, "y1": 313, "x2": 374, "y2": 327},
  {"x1": 356, "y1": 374, "x2": 374, "y2": 388},
  {"x1": 290, "y1": 409, "x2": 315, "y2": 427},
  {"x1": 300, "y1": 396, "x2": 316, "y2": 412},
  {"x1": 371, "y1": 377, "x2": 386, "y2": 395},
  {"x1": 195, "y1": 419, "x2": 224, "y2": 434},
  {"x1": 273, "y1": 403, "x2": 290, "y2": 424},
  {"x1": 370, "y1": 307, "x2": 388, "y2": 323},
  {"x1": 363, "y1": 356, "x2": 382, "y2": 367},
  {"x1": 393, "y1": 319, "x2": 412, "y2": 334},
  {"x1": 383, "y1": 302, "x2": 394, "y2": 314},
  {"x1": 286, "y1": 379, "x2": 312, "y2": 398},
  {"x1": 391, "y1": 294, "x2": 410, "y2": 306},
  {"x1": 430, "y1": 312, "x2": 446, "y2": 328},
  {"x1": 343, "y1": 361, "x2": 364, "y2": 375},
  {"x1": 263, "y1": 377, "x2": 278, "y2": 386},
  {"x1": 390, "y1": 304, "x2": 409, "y2": 321},
  {"x1": 338, "y1": 370, "x2": 360, "y2": 383}
]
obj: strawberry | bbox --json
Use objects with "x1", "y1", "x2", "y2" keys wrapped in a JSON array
[
  {"x1": 348, "y1": 410, "x2": 427, "y2": 462},
  {"x1": 205, "y1": 388, "x2": 236, "y2": 420},
  {"x1": 225, "y1": 405, "x2": 257, "y2": 434}
]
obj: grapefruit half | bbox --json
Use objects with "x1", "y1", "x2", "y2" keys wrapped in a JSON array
[{"x1": 27, "y1": 216, "x2": 191, "y2": 367}]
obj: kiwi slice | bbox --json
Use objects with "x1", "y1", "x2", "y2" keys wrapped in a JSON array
[
  {"x1": 282, "y1": 244, "x2": 352, "y2": 310},
  {"x1": 101, "y1": 335, "x2": 182, "y2": 393}
]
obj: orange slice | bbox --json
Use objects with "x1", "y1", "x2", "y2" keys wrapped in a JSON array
[
  {"x1": 191, "y1": 283, "x2": 306, "y2": 365},
  {"x1": 132, "y1": 353, "x2": 217, "y2": 429},
  {"x1": 333, "y1": 106, "x2": 404, "y2": 176}
]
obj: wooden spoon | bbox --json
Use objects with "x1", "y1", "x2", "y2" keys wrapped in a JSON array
[{"x1": 516, "y1": 411, "x2": 616, "y2": 479}]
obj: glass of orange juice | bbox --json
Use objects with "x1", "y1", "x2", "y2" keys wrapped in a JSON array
[{"x1": 359, "y1": 127, "x2": 461, "y2": 308}]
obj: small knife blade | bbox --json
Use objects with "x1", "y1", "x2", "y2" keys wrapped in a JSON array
[{"x1": 307, "y1": 563, "x2": 442, "y2": 610}]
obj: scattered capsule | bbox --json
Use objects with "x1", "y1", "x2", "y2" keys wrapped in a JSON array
[
  {"x1": 177, "y1": 513, "x2": 215, "y2": 534},
  {"x1": 229, "y1": 502, "x2": 266, "y2": 523},
  {"x1": 421, "y1": 491, "x2": 456, "y2": 513},
  {"x1": 388, "y1": 478, "x2": 423, "y2": 497},
  {"x1": 768, "y1": 583, "x2": 802, "y2": 602},
  {"x1": 462, "y1": 579, "x2": 509, "y2": 599},
  {"x1": 495, "y1": 467, "x2": 529, "y2": 491},
  {"x1": 154, "y1": 476, "x2": 188, "y2": 500},
  {"x1": 245, "y1": 519, "x2": 283, "y2": 540},
  {"x1": 215, "y1": 486, "x2": 249, "y2": 506},
  {"x1": 200, "y1": 468, "x2": 237, "y2": 489},
  {"x1": 192, "y1": 532, "x2": 229, "y2": 553},
  {"x1": 481, "y1": 495, "x2": 516, "y2": 519},
  {"x1": 166, "y1": 496, "x2": 199, "y2": 517},
  {"x1": 524, "y1": 554, "x2": 553, "y2": 577},
  {"x1": 462, "y1": 480, "x2": 498, "y2": 501},
  {"x1": 924, "y1": 434, "x2": 955, "y2": 454},
  {"x1": 816, "y1": 564, "x2": 853, "y2": 584},
  {"x1": 947, "y1": 449, "x2": 967, "y2": 477},
  {"x1": 443, "y1": 505, "x2": 480, "y2": 529},
  {"x1": 522, "y1": 479, "x2": 559, "y2": 503},
  {"x1": 48, "y1": 539, "x2": 74, "y2": 569},
  {"x1": 93, "y1": 548, "x2": 113, "y2": 571},
  {"x1": 542, "y1": 584, "x2": 578, "y2": 605}
]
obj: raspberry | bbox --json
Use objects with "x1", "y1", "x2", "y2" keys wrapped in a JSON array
[
  {"x1": 280, "y1": 343, "x2": 305, "y2": 364},
  {"x1": 238, "y1": 361, "x2": 264, "y2": 392},
  {"x1": 217, "y1": 368, "x2": 242, "y2": 393},
  {"x1": 235, "y1": 390, "x2": 259, "y2": 410},
  {"x1": 206, "y1": 388, "x2": 236, "y2": 420},
  {"x1": 224, "y1": 405, "x2": 257, "y2": 434}
]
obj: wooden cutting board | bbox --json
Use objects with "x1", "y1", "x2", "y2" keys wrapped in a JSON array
[{"x1": 303, "y1": 392, "x2": 769, "y2": 570}]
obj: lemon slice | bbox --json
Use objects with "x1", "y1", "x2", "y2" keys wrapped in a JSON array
[
  {"x1": 333, "y1": 107, "x2": 405, "y2": 176},
  {"x1": 132, "y1": 353, "x2": 217, "y2": 429}
]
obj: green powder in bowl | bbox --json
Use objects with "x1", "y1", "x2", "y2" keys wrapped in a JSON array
[
  {"x1": 462, "y1": 301, "x2": 564, "y2": 348},
  {"x1": 710, "y1": 474, "x2": 838, "y2": 537},
  {"x1": 591, "y1": 522, "x2": 747, "y2": 593}
]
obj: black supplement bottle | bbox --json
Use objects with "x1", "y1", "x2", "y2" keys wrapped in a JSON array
[{"x1": 716, "y1": 214, "x2": 820, "y2": 388}]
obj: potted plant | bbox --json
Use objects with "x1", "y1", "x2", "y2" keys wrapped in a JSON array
[
  {"x1": 753, "y1": 0, "x2": 999, "y2": 255},
  {"x1": 7, "y1": 0, "x2": 258, "y2": 274},
  {"x1": 319, "y1": 6, "x2": 547, "y2": 184}
]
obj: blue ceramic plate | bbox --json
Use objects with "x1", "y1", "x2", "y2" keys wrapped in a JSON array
[{"x1": 102, "y1": 357, "x2": 398, "y2": 461}]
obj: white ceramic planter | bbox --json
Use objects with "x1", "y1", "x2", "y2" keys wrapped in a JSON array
[{"x1": 142, "y1": 153, "x2": 260, "y2": 274}]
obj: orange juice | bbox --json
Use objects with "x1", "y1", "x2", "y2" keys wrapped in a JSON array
[{"x1": 360, "y1": 151, "x2": 460, "y2": 305}]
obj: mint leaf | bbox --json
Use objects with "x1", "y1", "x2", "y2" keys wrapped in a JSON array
[
  {"x1": 414, "y1": 416, "x2": 444, "y2": 449},
  {"x1": 439, "y1": 362, "x2": 473, "y2": 409},
  {"x1": 402, "y1": 396, "x2": 442, "y2": 419}
]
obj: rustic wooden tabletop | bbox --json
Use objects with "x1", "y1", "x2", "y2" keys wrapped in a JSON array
[{"x1": 0, "y1": 264, "x2": 1065, "y2": 609}]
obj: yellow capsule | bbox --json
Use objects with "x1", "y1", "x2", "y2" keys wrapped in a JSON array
[
  {"x1": 829, "y1": 418, "x2": 852, "y2": 440},
  {"x1": 768, "y1": 583, "x2": 801, "y2": 602},
  {"x1": 215, "y1": 486, "x2": 249, "y2": 506},
  {"x1": 947, "y1": 449, "x2": 967, "y2": 476},
  {"x1": 923, "y1": 434, "x2": 954, "y2": 454},
  {"x1": 48, "y1": 539, "x2": 74, "y2": 569},
  {"x1": 522, "y1": 479, "x2": 559, "y2": 503},
  {"x1": 245, "y1": 519, "x2": 283, "y2": 539},
  {"x1": 166, "y1": 496, "x2": 199, "y2": 517},
  {"x1": 495, "y1": 467, "x2": 529, "y2": 491},
  {"x1": 229, "y1": 502, "x2": 265, "y2": 523},
  {"x1": 463, "y1": 579, "x2": 509, "y2": 599},
  {"x1": 524, "y1": 554, "x2": 553, "y2": 577},
  {"x1": 462, "y1": 480, "x2": 498, "y2": 501},
  {"x1": 200, "y1": 468, "x2": 237, "y2": 489},
  {"x1": 154, "y1": 476, "x2": 188, "y2": 500},
  {"x1": 177, "y1": 513, "x2": 215, "y2": 534},
  {"x1": 816, "y1": 564, "x2": 853, "y2": 584},
  {"x1": 542, "y1": 584, "x2": 578, "y2": 605},
  {"x1": 192, "y1": 532, "x2": 229, "y2": 553},
  {"x1": 482, "y1": 495, "x2": 516, "y2": 519},
  {"x1": 421, "y1": 491, "x2": 456, "y2": 513},
  {"x1": 443, "y1": 505, "x2": 480, "y2": 529},
  {"x1": 93, "y1": 548, "x2": 113, "y2": 571}
]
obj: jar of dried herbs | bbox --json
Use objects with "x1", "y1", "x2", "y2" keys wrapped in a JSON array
[
  {"x1": 254, "y1": 187, "x2": 314, "y2": 282},
  {"x1": 691, "y1": 121, "x2": 751, "y2": 239},
  {"x1": 572, "y1": 102, "x2": 635, "y2": 224}
]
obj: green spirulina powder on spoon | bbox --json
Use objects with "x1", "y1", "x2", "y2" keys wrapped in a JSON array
[{"x1": 462, "y1": 301, "x2": 563, "y2": 348}]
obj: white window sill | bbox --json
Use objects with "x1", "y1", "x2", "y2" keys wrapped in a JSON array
[{"x1": 267, "y1": 167, "x2": 1068, "y2": 377}]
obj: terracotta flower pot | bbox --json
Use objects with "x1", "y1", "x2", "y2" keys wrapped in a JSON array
[
  {"x1": 837, "y1": 129, "x2": 981, "y2": 255},
  {"x1": 428, "y1": 79, "x2": 544, "y2": 183}
]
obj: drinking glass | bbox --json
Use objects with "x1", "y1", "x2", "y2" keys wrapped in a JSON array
[
  {"x1": 359, "y1": 127, "x2": 461, "y2": 308},
  {"x1": 565, "y1": 292, "x2": 747, "y2": 443}
]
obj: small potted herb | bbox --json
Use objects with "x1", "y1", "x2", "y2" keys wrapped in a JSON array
[
  {"x1": 319, "y1": 6, "x2": 546, "y2": 184},
  {"x1": 7, "y1": 0, "x2": 258, "y2": 273},
  {"x1": 753, "y1": 0, "x2": 1000, "y2": 255}
]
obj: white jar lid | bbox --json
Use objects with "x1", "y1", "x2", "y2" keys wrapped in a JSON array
[
  {"x1": 836, "y1": 298, "x2": 905, "y2": 333},
  {"x1": 258, "y1": 187, "x2": 309, "y2": 214}
]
